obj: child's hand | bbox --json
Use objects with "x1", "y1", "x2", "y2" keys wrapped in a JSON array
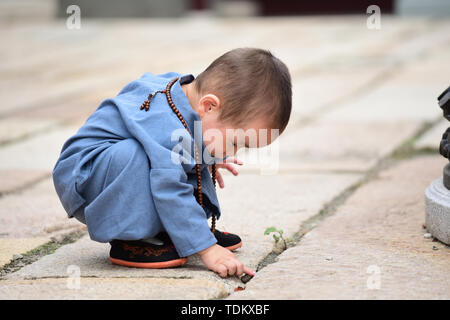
[
  {"x1": 209, "y1": 156, "x2": 243, "y2": 188},
  {"x1": 198, "y1": 244, "x2": 254, "y2": 278}
]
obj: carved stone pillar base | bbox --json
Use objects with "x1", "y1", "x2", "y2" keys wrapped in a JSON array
[{"x1": 425, "y1": 177, "x2": 450, "y2": 245}]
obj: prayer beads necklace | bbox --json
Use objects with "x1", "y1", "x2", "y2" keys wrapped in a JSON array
[{"x1": 140, "y1": 77, "x2": 217, "y2": 232}]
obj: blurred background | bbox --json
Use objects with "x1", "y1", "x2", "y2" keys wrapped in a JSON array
[{"x1": 1, "y1": 0, "x2": 450, "y2": 19}]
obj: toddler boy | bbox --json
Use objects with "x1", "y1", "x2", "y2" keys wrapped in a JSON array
[{"x1": 52, "y1": 47, "x2": 292, "y2": 278}]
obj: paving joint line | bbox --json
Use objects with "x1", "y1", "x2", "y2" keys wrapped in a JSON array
[
  {"x1": 0, "y1": 172, "x2": 52, "y2": 199},
  {"x1": 391, "y1": 116, "x2": 443, "y2": 160},
  {"x1": 0, "y1": 230, "x2": 86, "y2": 279},
  {"x1": 0, "y1": 121, "x2": 64, "y2": 147},
  {"x1": 4, "y1": 275, "x2": 194, "y2": 281}
]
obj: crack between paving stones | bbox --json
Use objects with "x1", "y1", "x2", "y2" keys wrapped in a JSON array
[
  {"x1": 0, "y1": 172, "x2": 52, "y2": 199},
  {"x1": 0, "y1": 230, "x2": 86, "y2": 279},
  {"x1": 391, "y1": 117, "x2": 442, "y2": 159},
  {"x1": 1, "y1": 275, "x2": 194, "y2": 281},
  {"x1": 0, "y1": 122, "x2": 62, "y2": 148}
]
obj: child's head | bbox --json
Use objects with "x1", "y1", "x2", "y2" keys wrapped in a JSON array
[{"x1": 183, "y1": 47, "x2": 292, "y2": 159}]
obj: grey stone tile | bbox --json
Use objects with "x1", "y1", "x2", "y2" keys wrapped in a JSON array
[{"x1": 230, "y1": 156, "x2": 450, "y2": 299}]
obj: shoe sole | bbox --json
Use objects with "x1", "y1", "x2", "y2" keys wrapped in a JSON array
[
  {"x1": 110, "y1": 242, "x2": 242, "y2": 268},
  {"x1": 225, "y1": 241, "x2": 242, "y2": 251},
  {"x1": 109, "y1": 257, "x2": 188, "y2": 269}
]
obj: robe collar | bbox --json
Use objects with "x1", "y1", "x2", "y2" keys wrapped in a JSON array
[{"x1": 170, "y1": 74, "x2": 226, "y2": 167}]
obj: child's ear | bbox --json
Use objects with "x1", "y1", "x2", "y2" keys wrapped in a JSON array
[{"x1": 199, "y1": 94, "x2": 221, "y2": 115}]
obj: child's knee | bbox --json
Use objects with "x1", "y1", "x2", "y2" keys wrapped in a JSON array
[{"x1": 108, "y1": 138, "x2": 149, "y2": 173}]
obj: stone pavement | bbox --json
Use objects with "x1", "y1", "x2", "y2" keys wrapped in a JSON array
[
  {"x1": 230, "y1": 155, "x2": 449, "y2": 299},
  {"x1": 0, "y1": 15, "x2": 449, "y2": 299}
]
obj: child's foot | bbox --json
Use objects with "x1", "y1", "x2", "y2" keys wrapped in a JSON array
[
  {"x1": 109, "y1": 233, "x2": 187, "y2": 269},
  {"x1": 213, "y1": 229, "x2": 242, "y2": 251}
]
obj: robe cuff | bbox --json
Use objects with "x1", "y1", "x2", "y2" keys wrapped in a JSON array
[{"x1": 176, "y1": 230, "x2": 217, "y2": 257}]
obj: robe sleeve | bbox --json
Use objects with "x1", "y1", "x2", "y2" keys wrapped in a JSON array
[
  {"x1": 143, "y1": 136, "x2": 218, "y2": 257},
  {"x1": 150, "y1": 166, "x2": 218, "y2": 257}
]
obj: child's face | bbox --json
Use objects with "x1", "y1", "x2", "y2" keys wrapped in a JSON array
[
  {"x1": 200, "y1": 110, "x2": 275, "y2": 159},
  {"x1": 185, "y1": 84, "x2": 277, "y2": 160}
]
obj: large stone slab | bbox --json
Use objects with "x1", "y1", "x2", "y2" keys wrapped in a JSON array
[
  {"x1": 0, "y1": 277, "x2": 227, "y2": 300},
  {"x1": 321, "y1": 42, "x2": 450, "y2": 125},
  {"x1": 273, "y1": 16, "x2": 424, "y2": 74},
  {"x1": 0, "y1": 117, "x2": 57, "y2": 146},
  {"x1": 0, "y1": 169, "x2": 49, "y2": 195},
  {"x1": 0, "y1": 125, "x2": 79, "y2": 172},
  {"x1": 0, "y1": 125, "x2": 81, "y2": 207},
  {"x1": 214, "y1": 172, "x2": 361, "y2": 266},
  {"x1": 0, "y1": 177, "x2": 84, "y2": 239},
  {"x1": 289, "y1": 66, "x2": 389, "y2": 125},
  {"x1": 230, "y1": 155, "x2": 449, "y2": 299},
  {"x1": 5, "y1": 171, "x2": 361, "y2": 298},
  {"x1": 237, "y1": 119, "x2": 419, "y2": 173}
]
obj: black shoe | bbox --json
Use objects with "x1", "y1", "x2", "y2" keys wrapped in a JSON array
[
  {"x1": 109, "y1": 233, "x2": 187, "y2": 269},
  {"x1": 213, "y1": 229, "x2": 242, "y2": 251},
  {"x1": 148, "y1": 229, "x2": 242, "y2": 252}
]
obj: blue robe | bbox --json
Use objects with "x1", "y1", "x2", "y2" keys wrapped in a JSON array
[{"x1": 52, "y1": 72, "x2": 223, "y2": 257}]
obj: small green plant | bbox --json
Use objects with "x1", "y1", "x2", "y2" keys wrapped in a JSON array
[{"x1": 264, "y1": 226, "x2": 287, "y2": 250}]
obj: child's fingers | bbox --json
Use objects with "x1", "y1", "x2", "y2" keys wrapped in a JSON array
[
  {"x1": 224, "y1": 261, "x2": 237, "y2": 276},
  {"x1": 216, "y1": 171, "x2": 225, "y2": 188},
  {"x1": 243, "y1": 266, "x2": 255, "y2": 277},
  {"x1": 224, "y1": 163, "x2": 239, "y2": 176},
  {"x1": 215, "y1": 264, "x2": 228, "y2": 278},
  {"x1": 235, "y1": 261, "x2": 244, "y2": 277},
  {"x1": 225, "y1": 156, "x2": 243, "y2": 165}
]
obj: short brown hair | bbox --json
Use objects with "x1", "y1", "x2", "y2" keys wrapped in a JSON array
[{"x1": 194, "y1": 47, "x2": 292, "y2": 134}]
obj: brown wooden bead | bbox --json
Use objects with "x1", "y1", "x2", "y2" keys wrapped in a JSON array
[{"x1": 141, "y1": 76, "x2": 219, "y2": 233}]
